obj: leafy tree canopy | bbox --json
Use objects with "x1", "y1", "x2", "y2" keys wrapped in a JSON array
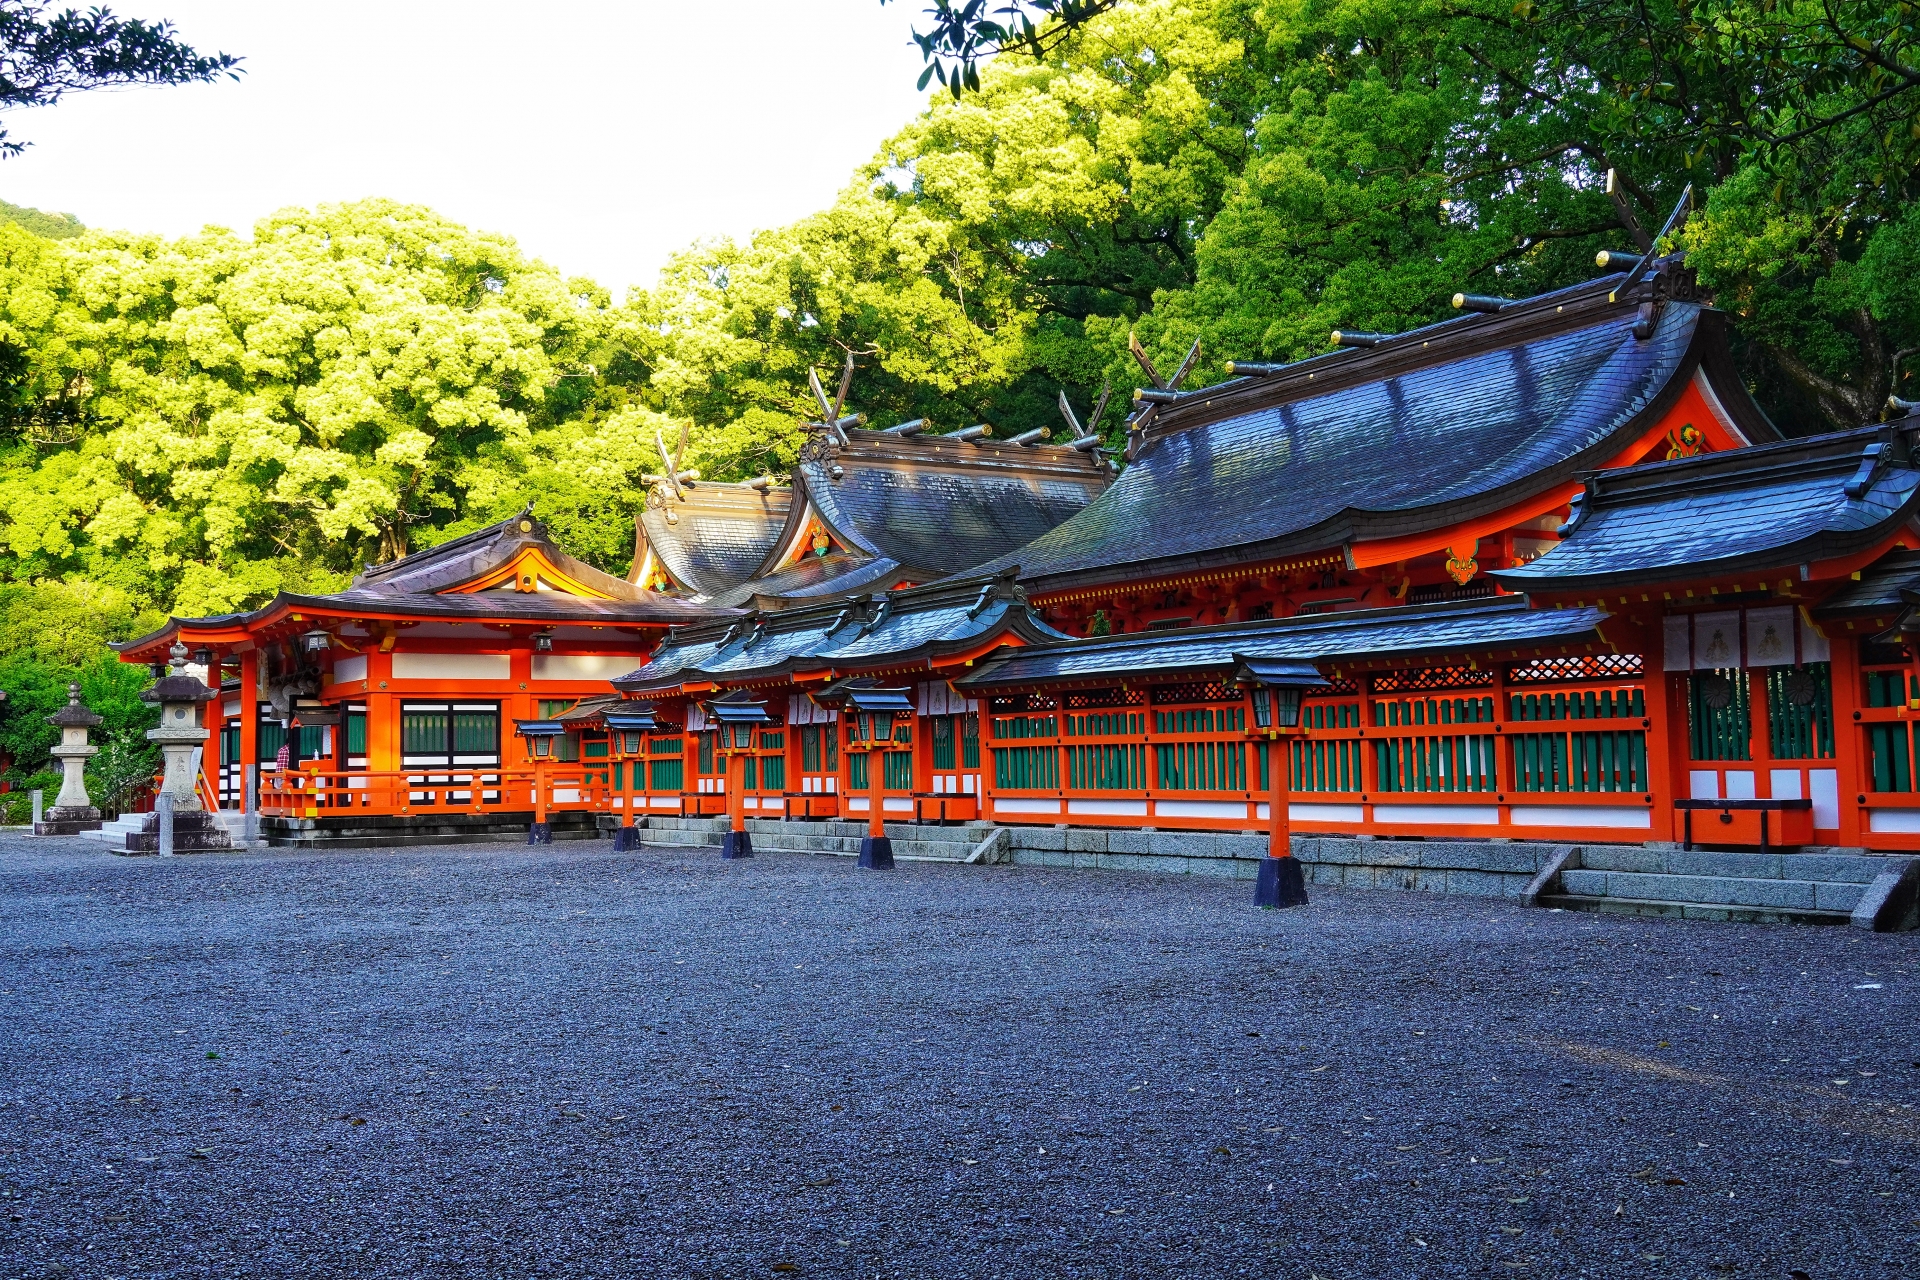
[{"x1": 0, "y1": 1, "x2": 239, "y2": 156}]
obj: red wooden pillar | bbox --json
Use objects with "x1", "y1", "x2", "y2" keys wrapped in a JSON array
[
  {"x1": 1256, "y1": 724, "x2": 1307, "y2": 908},
  {"x1": 867, "y1": 743, "x2": 886, "y2": 841},
  {"x1": 720, "y1": 742, "x2": 752, "y2": 860},
  {"x1": 204, "y1": 653, "x2": 226, "y2": 808},
  {"x1": 237, "y1": 649, "x2": 260, "y2": 814},
  {"x1": 1831, "y1": 633, "x2": 1869, "y2": 848},
  {"x1": 1637, "y1": 633, "x2": 1680, "y2": 843}
]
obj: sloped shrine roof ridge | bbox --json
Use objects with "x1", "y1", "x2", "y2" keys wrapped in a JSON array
[
  {"x1": 961, "y1": 266, "x2": 1774, "y2": 595},
  {"x1": 614, "y1": 569, "x2": 1072, "y2": 694},
  {"x1": 1495, "y1": 417, "x2": 1920, "y2": 591},
  {"x1": 636, "y1": 480, "x2": 793, "y2": 600},
  {"x1": 955, "y1": 595, "x2": 1610, "y2": 689},
  {"x1": 350, "y1": 507, "x2": 648, "y2": 601},
  {"x1": 765, "y1": 424, "x2": 1112, "y2": 589}
]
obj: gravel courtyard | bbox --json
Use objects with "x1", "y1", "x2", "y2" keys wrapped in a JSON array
[{"x1": 0, "y1": 836, "x2": 1914, "y2": 1280}]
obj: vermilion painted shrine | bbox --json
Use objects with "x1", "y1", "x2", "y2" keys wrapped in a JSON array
[{"x1": 114, "y1": 258, "x2": 1920, "y2": 858}]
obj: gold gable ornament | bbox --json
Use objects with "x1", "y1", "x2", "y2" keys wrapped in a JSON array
[{"x1": 1444, "y1": 538, "x2": 1479, "y2": 586}]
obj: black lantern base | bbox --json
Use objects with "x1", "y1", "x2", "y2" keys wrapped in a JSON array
[
  {"x1": 612, "y1": 825, "x2": 639, "y2": 852},
  {"x1": 527, "y1": 822, "x2": 553, "y2": 846},
  {"x1": 720, "y1": 830, "x2": 753, "y2": 859},
  {"x1": 857, "y1": 835, "x2": 895, "y2": 870},
  {"x1": 1254, "y1": 855, "x2": 1308, "y2": 908}
]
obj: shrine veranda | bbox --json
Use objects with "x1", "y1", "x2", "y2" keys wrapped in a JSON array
[{"x1": 108, "y1": 261, "x2": 1920, "y2": 866}]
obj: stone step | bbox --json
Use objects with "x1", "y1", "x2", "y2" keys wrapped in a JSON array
[
  {"x1": 1559, "y1": 868, "x2": 1867, "y2": 914},
  {"x1": 1538, "y1": 893, "x2": 1852, "y2": 927},
  {"x1": 628, "y1": 823, "x2": 997, "y2": 862},
  {"x1": 1576, "y1": 847, "x2": 1903, "y2": 883}
]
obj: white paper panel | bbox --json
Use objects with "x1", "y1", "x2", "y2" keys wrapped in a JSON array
[
  {"x1": 1662, "y1": 614, "x2": 1692, "y2": 672},
  {"x1": 1799, "y1": 613, "x2": 1831, "y2": 663},
  {"x1": 1508, "y1": 805, "x2": 1652, "y2": 828},
  {"x1": 1688, "y1": 770, "x2": 1720, "y2": 799},
  {"x1": 1723, "y1": 770, "x2": 1757, "y2": 800},
  {"x1": 1744, "y1": 607, "x2": 1796, "y2": 667},
  {"x1": 1810, "y1": 769, "x2": 1840, "y2": 829},
  {"x1": 329, "y1": 655, "x2": 368, "y2": 684},
  {"x1": 1369, "y1": 804, "x2": 1499, "y2": 825},
  {"x1": 1768, "y1": 769, "x2": 1803, "y2": 800},
  {"x1": 1692, "y1": 612, "x2": 1741, "y2": 669},
  {"x1": 532, "y1": 654, "x2": 632, "y2": 681},
  {"x1": 390, "y1": 652, "x2": 510, "y2": 682}
]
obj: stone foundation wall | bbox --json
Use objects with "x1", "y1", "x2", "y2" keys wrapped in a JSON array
[{"x1": 1004, "y1": 828, "x2": 1577, "y2": 899}]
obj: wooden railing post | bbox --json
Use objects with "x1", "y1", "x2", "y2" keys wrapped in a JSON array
[
  {"x1": 529, "y1": 762, "x2": 552, "y2": 845},
  {"x1": 858, "y1": 741, "x2": 895, "y2": 869},
  {"x1": 721, "y1": 747, "x2": 752, "y2": 859}
]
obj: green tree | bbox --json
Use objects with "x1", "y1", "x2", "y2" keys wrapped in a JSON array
[{"x1": 0, "y1": 2, "x2": 240, "y2": 156}]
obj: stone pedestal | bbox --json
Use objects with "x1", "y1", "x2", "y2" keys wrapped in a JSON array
[
  {"x1": 118, "y1": 808, "x2": 233, "y2": 854},
  {"x1": 134, "y1": 643, "x2": 229, "y2": 851},
  {"x1": 35, "y1": 683, "x2": 101, "y2": 835}
]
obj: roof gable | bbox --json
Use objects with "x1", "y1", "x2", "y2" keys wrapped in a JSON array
[
  {"x1": 350, "y1": 510, "x2": 645, "y2": 601},
  {"x1": 635, "y1": 482, "x2": 792, "y2": 598},
  {"x1": 768, "y1": 428, "x2": 1111, "y2": 583}
]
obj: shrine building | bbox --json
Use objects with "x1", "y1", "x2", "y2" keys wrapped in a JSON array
[{"x1": 112, "y1": 254, "x2": 1920, "y2": 861}]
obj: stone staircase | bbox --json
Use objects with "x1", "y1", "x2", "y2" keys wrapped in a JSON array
[
  {"x1": 1539, "y1": 846, "x2": 1915, "y2": 926},
  {"x1": 76, "y1": 813, "x2": 148, "y2": 851},
  {"x1": 622, "y1": 815, "x2": 1004, "y2": 864}
]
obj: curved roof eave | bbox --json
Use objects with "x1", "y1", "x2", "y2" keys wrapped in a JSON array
[{"x1": 971, "y1": 300, "x2": 1722, "y2": 596}]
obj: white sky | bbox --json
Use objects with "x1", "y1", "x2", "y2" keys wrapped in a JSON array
[{"x1": 0, "y1": 0, "x2": 935, "y2": 299}]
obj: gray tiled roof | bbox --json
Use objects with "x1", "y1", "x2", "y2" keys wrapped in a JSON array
[
  {"x1": 640, "y1": 483, "x2": 792, "y2": 598},
  {"x1": 794, "y1": 430, "x2": 1110, "y2": 579},
  {"x1": 965, "y1": 278, "x2": 1765, "y2": 594},
  {"x1": 707, "y1": 553, "x2": 902, "y2": 610},
  {"x1": 1496, "y1": 422, "x2": 1920, "y2": 592},
  {"x1": 955, "y1": 596, "x2": 1607, "y2": 689},
  {"x1": 350, "y1": 510, "x2": 645, "y2": 601},
  {"x1": 279, "y1": 588, "x2": 721, "y2": 624},
  {"x1": 1814, "y1": 549, "x2": 1920, "y2": 617},
  {"x1": 613, "y1": 574, "x2": 1072, "y2": 692}
]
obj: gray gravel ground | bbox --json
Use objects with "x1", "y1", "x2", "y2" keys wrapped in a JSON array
[{"x1": 0, "y1": 835, "x2": 1915, "y2": 1280}]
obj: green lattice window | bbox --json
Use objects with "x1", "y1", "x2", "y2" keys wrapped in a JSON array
[
  {"x1": 1510, "y1": 730, "x2": 1646, "y2": 792},
  {"x1": 1068, "y1": 743, "x2": 1147, "y2": 790},
  {"x1": 1154, "y1": 706, "x2": 1245, "y2": 734},
  {"x1": 1765, "y1": 664, "x2": 1834, "y2": 759},
  {"x1": 993, "y1": 745, "x2": 1058, "y2": 789},
  {"x1": 1291, "y1": 738, "x2": 1363, "y2": 792},
  {"x1": 1154, "y1": 740, "x2": 1246, "y2": 791},
  {"x1": 993, "y1": 714, "x2": 1057, "y2": 740},
  {"x1": 1687, "y1": 670, "x2": 1750, "y2": 761},
  {"x1": 1373, "y1": 734, "x2": 1497, "y2": 793}
]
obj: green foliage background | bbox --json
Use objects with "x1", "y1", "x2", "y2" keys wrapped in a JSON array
[{"x1": 0, "y1": 0, "x2": 1913, "y2": 803}]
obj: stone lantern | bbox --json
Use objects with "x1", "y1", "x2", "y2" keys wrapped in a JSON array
[
  {"x1": 35, "y1": 683, "x2": 103, "y2": 835},
  {"x1": 118, "y1": 641, "x2": 231, "y2": 854}
]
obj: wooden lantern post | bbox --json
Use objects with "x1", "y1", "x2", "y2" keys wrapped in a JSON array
[
  {"x1": 703, "y1": 691, "x2": 773, "y2": 860},
  {"x1": 1235, "y1": 655, "x2": 1330, "y2": 909},
  {"x1": 514, "y1": 718, "x2": 566, "y2": 844},
  {"x1": 606, "y1": 706, "x2": 660, "y2": 853},
  {"x1": 821, "y1": 680, "x2": 914, "y2": 871}
]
